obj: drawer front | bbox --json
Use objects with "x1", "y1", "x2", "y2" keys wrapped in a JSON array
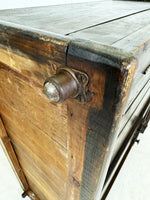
[
  {"x1": 116, "y1": 41, "x2": 150, "y2": 137},
  {"x1": 123, "y1": 41, "x2": 150, "y2": 116},
  {"x1": 111, "y1": 41, "x2": 150, "y2": 162}
]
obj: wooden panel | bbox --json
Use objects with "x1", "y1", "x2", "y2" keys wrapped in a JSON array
[
  {"x1": 70, "y1": 10, "x2": 150, "y2": 50},
  {"x1": 0, "y1": 23, "x2": 68, "y2": 85},
  {"x1": 102, "y1": 95, "x2": 150, "y2": 200},
  {"x1": 66, "y1": 42, "x2": 106, "y2": 200},
  {"x1": 112, "y1": 82, "x2": 150, "y2": 162},
  {"x1": 14, "y1": 143, "x2": 61, "y2": 200},
  {"x1": 0, "y1": 47, "x2": 61, "y2": 85},
  {"x1": 115, "y1": 40, "x2": 150, "y2": 136},
  {"x1": 113, "y1": 24, "x2": 150, "y2": 51},
  {"x1": 13, "y1": 139, "x2": 65, "y2": 200},
  {"x1": 0, "y1": 1, "x2": 150, "y2": 34},
  {"x1": 0, "y1": 87, "x2": 68, "y2": 199},
  {"x1": 0, "y1": 58, "x2": 106, "y2": 200},
  {"x1": 24, "y1": 169, "x2": 58, "y2": 200},
  {"x1": 0, "y1": 102, "x2": 67, "y2": 181},
  {"x1": 0, "y1": 117, "x2": 29, "y2": 191},
  {"x1": 67, "y1": 40, "x2": 136, "y2": 200},
  {"x1": 0, "y1": 2, "x2": 149, "y2": 199},
  {"x1": 0, "y1": 63, "x2": 68, "y2": 148},
  {"x1": 0, "y1": 61, "x2": 70, "y2": 198},
  {"x1": 69, "y1": 11, "x2": 150, "y2": 141}
]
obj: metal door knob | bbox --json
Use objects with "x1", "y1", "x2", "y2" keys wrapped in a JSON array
[{"x1": 44, "y1": 68, "x2": 79, "y2": 103}]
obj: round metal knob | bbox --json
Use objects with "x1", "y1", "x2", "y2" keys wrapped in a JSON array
[{"x1": 44, "y1": 69, "x2": 79, "y2": 103}]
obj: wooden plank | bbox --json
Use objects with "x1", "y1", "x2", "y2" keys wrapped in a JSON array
[
  {"x1": 0, "y1": 63, "x2": 68, "y2": 149},
  {"x1": 0, "y1": 59, "x2": 104, "y2": 200},
  {"x1": 12, "y1": 139, "x2": 65, "y2": 200},
  {"x1": 0, "y1": 60, "x2": 97, "y2": 200},
  {"x1": 0, "y1": 22, "x2": 69, "y2": 86},
  {"x1": 0, "y1": 21, "x2": 69, "y2": 63},
  {"x1": 0, "y1": 2, "x2": 149, "y2": 199},
  {"x1": 24, "y1": 170, "x2": 58, "y2": 200},
  {"x1": 0, "y1": 47, "x2": 62, "y2": 86},
  {"x1": 113, "y1": 24, "x2": 150, "y2": 51},
  {"x1": 70, "y1": 10, "x2": 150, "y2": 49},
  {"x1": 66, "y1": 41, "x2": 107, "y2": 200},
  {"x1": 114, "y1": 39, "x2": 150, "y2": 133},
  {"x1": 111, "y1": 83, "x2": 150, "y2": 163},
  {"x1": 66, "y1": 102, "x2": 91, "y2": 200},
  {"x1": 117, "y1": 80, "x2": 150, "y2": 135},
  {"x1": 101, "y1": 97, "x2": 150, "y2": 200},
  {"x1": 0, "y1": 116, "x2": 29, "y2": 191},
  {"x1": 0, "y1": 101, "x2": 67, "y2": 182},
  {"x1": 69, "y1": 11, "x2": 150, "y2": 133},
  {"x1": 0, "y1": 1, "x2": 149, "y2": 35},
  {"x1": 67, "y1": 40, "x2": 136, "y2": 200},
  {"x1": 0, "y1": 102, "x2": 67, "y2": 200}
]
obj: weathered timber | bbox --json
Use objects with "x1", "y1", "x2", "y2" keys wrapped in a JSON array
[
  {"x1": 0, "y1": 116, "x2": 29, "y2": 191},
  {"x1": 67, "y1": 40, "x2": 136, "y2": 200},
  {"x1": 0, "y1": 1, "x2": 149, "y2": 200},
  {"x1": 0, "y1": 1, "x2": 150, "y2": 35}
]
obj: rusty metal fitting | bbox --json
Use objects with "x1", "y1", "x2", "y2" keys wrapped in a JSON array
[{"x1": 44, "y1": 68, "x2": 79, "y2": 103}]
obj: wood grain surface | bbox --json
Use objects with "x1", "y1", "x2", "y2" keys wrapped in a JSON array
[
  {"x1": 0, "y1": 1, "x2": 150, "y2": 35},
  {"x1": 67, "y1": 39, "x2": 137, "y2": 200},
  {"x1": 0, "y1": 116, "x2": 29, "y2": 191},
  {"x1": 0, "y1": 1, "x2": 149, "y2": 200}
]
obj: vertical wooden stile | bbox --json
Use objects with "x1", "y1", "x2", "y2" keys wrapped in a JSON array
[{"x1": 0, "y1": 116, "x2": 29, "y2": 191}]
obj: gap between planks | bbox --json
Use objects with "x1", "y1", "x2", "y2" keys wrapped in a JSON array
[{"x1": 65, "y1": 8, "x2": 150, "y2": 36}]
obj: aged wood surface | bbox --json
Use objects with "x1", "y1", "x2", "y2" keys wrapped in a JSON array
[
  {"x1": 67, "y1": 40, "x2": 136, "y2": 200},
  {"x1": 113, "y1": 40, "x2": 150, "y2": 136},
  {"x1": 66, "y1": 52, "x2": 106, "y2": 200},
  {"x1": 0, "y1": 116, "x2": 29, "y2": 191},
  {"x1": 0, "y1": 41, "x2": 106, "y2": 200},
  {"x1": 102, "y1": 96, "x2": 150, "y2": 200},
  {"x1": 112, "y1": 84, "x2": 150, "y2": 162},
  {"x1": 0, "y1": 1, "x2": 150, "y2": 35},
  {"x1": 0, "y1": 22, "x2": 69, "y2": 84},
  {"x1": 0, "y1": 61, "x2": 68, "y2": 200},
  {"x1": 0, "y1": 1, "x2": 150, "y2": 200},
  {"x1": 70, "y1": 10, "x2": 150, "y2": 50},
  {"x1": 0, "y1": 63, "x2": 68, "y2": 148},
  {"x1": 69, "y1": 8, "x2": 150, "y2": 137}
]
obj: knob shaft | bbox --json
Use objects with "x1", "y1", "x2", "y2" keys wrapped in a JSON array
[{"x1": 44, "y1": 70, "x2": 78, "y2": 103}]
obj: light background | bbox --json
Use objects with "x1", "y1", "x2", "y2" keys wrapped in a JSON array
[
  {"x1": 0, "y1": 0, "x2": 97, "y2": 10},
  {"x1": 0, "y1": 1, "x2": 150, "y2": 200}
]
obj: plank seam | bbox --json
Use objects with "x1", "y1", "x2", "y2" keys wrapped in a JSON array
[{"x1": 65, "y1": 8, "x2": 150, "y2": 36}]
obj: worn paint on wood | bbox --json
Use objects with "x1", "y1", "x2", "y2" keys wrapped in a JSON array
[
  {"x1": 0, "y1": 1, "x2": 150, "y2": 200},
  {"x1": 67, "y1": 40, "x2": 137, "y2": 200}
]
